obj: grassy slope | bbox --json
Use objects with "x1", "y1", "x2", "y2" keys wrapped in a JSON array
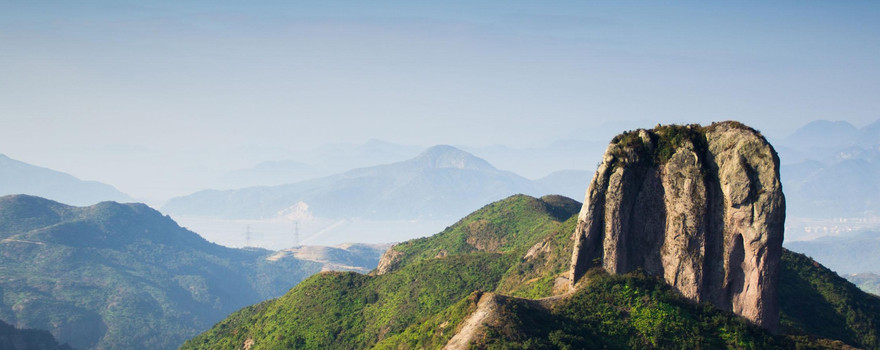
[
  {"x1": 464, "y1": 269, "x2": 853, "y2": 350},
  {"x1": 180, "y1": 194, "x2": 581, "y2": 350},
  {"x1": 381, "y1": 250, "x2": 880, "y2": 350},
  {"x1": 182, "y1": 194, "x2": 880, "y2": 350},
  {"x1": 780, "y1": 251, "x2": 880, "y2": 349}
]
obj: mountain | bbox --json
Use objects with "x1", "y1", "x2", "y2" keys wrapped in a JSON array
[
  {"x1": 775, "y1": 119, "x2": 880, "y2": 219},
  {"x1": 181, "y1": 194, "x2": 880, "y2": 350},
  {"x1": 570, "y1": 122, "x2": 785, "y2": 330},
  {"x1": 181, "y1": 194, "x2": 583, "y2": 350},
  {"x1": 0, "y1": 195, "x2": 382, "y2": 350},
  {"x1": 781, "y1": 120, "x2": 861, "y2": 157},
  {"x1": 783, "y1": 157, "x2": 880, "y2": 218},
  {"x1": 0, "y1": 320, "x2": 73, "y2": 350},
  {"x1": 265, "y1": 243, "x2": 389, "y2": 274},
  {"x1": 0, "y1": 154, "x2": 131, "y2": 206},
  {"x1": 215, "y1": 140, "x2": 424, "y2": 189},
  {"x1": 163, "y1": 145, "x2": 544, "y2": 221},
  {"x1": 785, "y1": 231, "x2": 880, "y2": 275},
  {"x1": 858, "y1": 120, "x2": 880, "y2": 146},
  {"x1": 846, "y1": 273, "x2": 880, "y2": 296}
]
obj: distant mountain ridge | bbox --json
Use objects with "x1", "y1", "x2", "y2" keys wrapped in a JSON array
[
  {"x1": 0, "y1": 195, "x2": 383, "y2": 350},
  {"x1": 163, "y1": 145, "x2": 545, "y2": 221},
  {"x1": 216, "y1": 140, "x2": 424, "y2": 189},
  {"x1": 779, "y1": 119, "x2": 880, "y2": 219},
  {"x1": 0, "y1": 153, "x2": 132, "y2": 206},
  {"x1": 785, "y1": 230, "x2": 880, "y2": 274}
]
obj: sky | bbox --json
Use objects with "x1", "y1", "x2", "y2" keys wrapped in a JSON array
[{"x1": 1, "y1": 1, "x2": 879, "y2": 202}]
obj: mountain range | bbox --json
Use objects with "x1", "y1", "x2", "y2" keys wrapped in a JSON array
[
  {"x1": 779, "y1": 119, "x2": 880, "y2": 219},
  {"x1": 785, "y1": 230, "x2": 880, "y2": 275},
  {"x1": 215, "y1": 140, "x2": 425, "y2": 190},
  {"x1": 163, "y1": 145, "x2": 548, "y2": 221},
  {"x1": 0, "y1": 154, "x2": 132, "y2": 206},
  {"x1": 0, "y1": 195, "x2": 383, "y2": 350}
]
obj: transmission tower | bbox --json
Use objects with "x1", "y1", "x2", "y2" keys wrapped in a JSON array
[{"x1": 245, "y1": 225, "x2": 252, "y2": 247}]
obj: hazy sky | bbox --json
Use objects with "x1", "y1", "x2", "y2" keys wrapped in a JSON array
[{"x1": 1, "y1": 1, "x2": 879, "y2": 201}]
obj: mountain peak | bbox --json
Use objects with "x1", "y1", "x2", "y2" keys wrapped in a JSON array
[{"x1": 411, "y1": 145, "x2": 495, "y2": 170}]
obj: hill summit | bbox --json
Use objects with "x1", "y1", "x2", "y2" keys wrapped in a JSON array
[
  {"x1": 409, "y1": 145, "x2": 496, "y2": 170},
  {"x1": 570, "y1": 121, "x2": 785, "y2": 331}
]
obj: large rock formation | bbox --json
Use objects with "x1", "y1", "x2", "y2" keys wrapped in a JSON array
[{"x1": 569, "y1": 121, "x2": 785, "y2": 331}]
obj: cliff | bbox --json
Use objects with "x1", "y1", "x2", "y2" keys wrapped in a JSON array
[{"x1": 569, "y1": 121, "x2": 785, "y2": 331}]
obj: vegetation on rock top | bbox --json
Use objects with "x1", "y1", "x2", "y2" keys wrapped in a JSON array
[{"x1": 608, "y1": 121, "x2": 770, "y2": 167}]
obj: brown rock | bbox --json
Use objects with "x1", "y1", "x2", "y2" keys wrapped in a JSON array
[
  {"x1": 569, "y1": 121, "x2": 784, "y2": 331},
  {"x1": 373, "y1": 246, "x2": 403, "y2": 276}
]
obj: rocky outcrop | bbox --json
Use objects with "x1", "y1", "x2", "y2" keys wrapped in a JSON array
[
  {"x1": 443, "y1": 292, "x2": 502, "y2": 350},
  {"x1": 569, "y1": 121, "x2": 785, "y2": 331},
  {"x1": 373, "y1": 245, "x2": 403, "y2": 275}
]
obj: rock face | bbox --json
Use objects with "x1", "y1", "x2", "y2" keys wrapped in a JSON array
[{"x1": 569, "y1": 121, "x2": 785, "y2": 331}]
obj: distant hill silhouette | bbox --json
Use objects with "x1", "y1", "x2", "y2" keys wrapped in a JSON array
[
  {"x1": 163, "y1": 145, "x2": 544, "y2": 220},
  {"x1": 0, "y1": 153, "x2": 132, "y2": 205}
]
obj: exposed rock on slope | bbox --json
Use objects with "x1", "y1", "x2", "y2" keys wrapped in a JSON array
[{"x1": 569, "y1": 121, "x2": 785, "y2": 331}]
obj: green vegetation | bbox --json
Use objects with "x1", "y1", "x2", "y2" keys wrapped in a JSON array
[
  {"x1": 372, "y1": 291, "x2": 482, "y2": 350},
  {"x1": 181, "y1": 194, "x2": 581, "y2": 350},
  {"x1": 382, "y1": 194, "x2": 579, "y2": 274},
  {"x1": 608, "y1": 121, "x2": 768, "y2": 168},
  {"x1": 184, "y1": 254, "x2": 512, "y2": 350},
  {"x1": 779, "y1": 250, "x2": 880, "y2": 349},
  {"x1": 652, "y1": 124, "x2": 704, "y2": 163},
  {"x1": 0, "y1": 195, "x2": 365, "y2": 350},
  {"x1": 182, "y1": 193, "x2": 880, "y2": 350},
  {"x1": 473, "y1": 270, "x2": 795, "y2": 350},
  {"x1": 608, "y1": 124, "x2": 707, "y2": 167}
]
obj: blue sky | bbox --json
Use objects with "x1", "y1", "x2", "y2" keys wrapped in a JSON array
[{"x1": 1, "y1": 1, "x2": 878, "y2": 199}]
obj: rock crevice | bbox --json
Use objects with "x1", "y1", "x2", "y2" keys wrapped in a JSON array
[{"x1": 569, "y1": 121, "x2": 784, "y2": 331}]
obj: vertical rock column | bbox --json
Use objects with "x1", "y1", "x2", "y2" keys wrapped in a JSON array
[
  {"x1": 705, "y1": 124, "x2": 785, "y2": 332},
  {"x1": 569, "y1": 122, "x2": 784, "y2": 331}
]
